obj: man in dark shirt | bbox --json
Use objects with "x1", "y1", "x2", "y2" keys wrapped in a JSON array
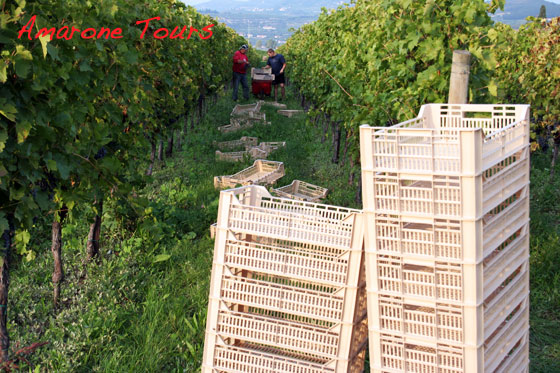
[
  {"x1": 232, "y1": 45, "x2": 250, "y2": 101},
  {"x1": 266, "y1": 49, "x2": 286, "y2": 101}
]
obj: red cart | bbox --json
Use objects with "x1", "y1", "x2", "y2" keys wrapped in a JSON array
[{"x1": 251, "y1": 68, "x2": 274, "y2": 98}]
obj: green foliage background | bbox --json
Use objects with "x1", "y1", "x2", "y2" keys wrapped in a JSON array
[{"x1": 1, "y1": 0, "x2": 559, "y2": 371}]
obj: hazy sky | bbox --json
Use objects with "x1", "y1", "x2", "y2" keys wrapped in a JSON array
[
  {"x1": 181, "y1": 0, "x2": 209, "y2": 4},
  {"x1": 180, "y1": 0, "x2": 560, "y2": 5}
]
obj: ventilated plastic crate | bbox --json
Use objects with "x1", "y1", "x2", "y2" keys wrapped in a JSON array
[
  {"x1": 210, "y1": 223, "x2": 216, "y2": 239},
  {"x1": 251, "y1": 68, "x2": 274, "y2": 81},
  {"x1": 209, "y1": 330, "x2": 367, "y2": 373},
  {"x1": 213, "y1": 160, "x2": 285, "y2": 189},
  {"x1": 258, "y1": 141, "x2": 286, "y2": 152},
  {"x1": 272, "y1": 180, "x2": 328, "y2": 202},
  {"x1": 202, "y1": 185, "x2": 368, "y2": 372},
  {"x1": 215, "y1": 142, "x2": 285, "y2": 162},
  {"x1": 360, "y1": 104, "x2": 531, "y2": 372},
  {"x1": 360, "y1": 105, "x2": 529, "y2": 177},
  {"x1": 210, "y1": 186, "x2": 361, "y2": 247},
  {"x1": 214, "y1": 136, "x2": 258, "y2": 151},
  {"x1": 215, "y1": 147, "x2": 269, "y2": 162},
  {"x1": 231, "y1": 101, "x2": 262, "y2": 117},
  {"x1": 368, "y1": 268, "x2": 529, "y2": 344},
  {"x1": 217, "y1": 121, "x2": 245, "y2": 134},
  {"x1": 218, "y1": 115, "x2": 268, "y2": 134},
  {"x1": 231, "y1": 111, "x2": 267, "y2": 122},
  {"x1": 369, "y1": 303, "x2": 529, "y2": 372},
  {"x1": 253, "y1": 73, "x2": 274, "y2": 81},
  {"x1": 259, "y1": 100, "x2": 287, "y2": 109},
  {"x1": 278, "y1": 109, "x2": 304, "y2": 118}
]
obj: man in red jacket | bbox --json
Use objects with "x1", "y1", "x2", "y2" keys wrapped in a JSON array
[{"x1": 232, "y1": 44, "x2": 250, "y2": 101}]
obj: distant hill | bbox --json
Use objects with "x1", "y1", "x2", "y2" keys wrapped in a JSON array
[
  {"x1": 193, "y1": 0, "x2": 347, "y2": 14},
  {"x1": 494, "y1": 0, "x2": 560, "y2": 20},
  {"x1": 191, "y1": 0, "x2": 560, "y2": 18},
  {"x1": 185, "y1": 0, "x2": 560, "y2": 48}
]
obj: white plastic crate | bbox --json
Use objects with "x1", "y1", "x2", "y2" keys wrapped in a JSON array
[
  {"x1": 259, "y1": 99, "x2": 286, "y2": 109},
  {"x1": 210, "y1": 223, "x2": 216, "y2": 239},
  {"x1": 360, "y1": 105, "x2": 530, "y2": 218},
  {"x1": 364, "y1": 153, "x2": 528, "y2": 221},
  {"x1": 367, "y1": 195, "x2": 529, "y2": 264},
  {"x1": 231, "y1": 111, "x2": 266, "y2": 122},
  {"x1": 231, "y1": 101, "x2": 262, "y2": 117},
  {"x1": 217, "y1": 121, "x2": 245, "y2": 134},
  {"x1": 219, "y1": 274, "x2": 346, "y2": 323},
  {"x1": 271, "y1": 180, "x2": 328, "y2": 202},
  {"x1": 251, "y1": 68, "x2": 274, "y2": 81},
  {"x1": 360, "y1": 104, "x2": 531, "y2": 373},
  {"x1": 213, "y1": 344, "x2": 334, "y2": 373},
  {"x1": 258, "y1": 141, "x2": 286, "y2": 152},
  {"x1": 216, "y1": 310, "x2": 340, "y2": 358},
  {"x1": 369, "y1": 305, "x2": 528, "y2": 373},
  {"x1": 278, "y1": 109, "x2": 304, "y2": 118},
  {"x1": 220, "y1": 238, "x2": 351, "y2": 287},
  {"x1": 215, "y1": 142, "x2": 285, "y2": 162},
  {"x1": 214, "y1": 136, "x2": 259, "y2": 151},
  {"x1": 213, "y1": 160, "x2": 285, "y2": 189},
  {"x1": 212, "y1": 185, "x2": 360, "y2": 248},
  {"x1": 203, "y1": 185, "x2": 367, "y2": 373},
  {"x1": 494, "y1": 335, "x2": 529, "y2": 373},
  {"x1": 209, "y1": 326, "x2": 368, "y2": 373},
  {"x1": 360, "y1": 104, "x2": 530, "y2": 177},
  {"x1": 217, "y1": 115, "x2": 268, "y2": 134},
  {"x1": 367, "y1": 269, "x2": 529, "y2": 345},
  {"x1": 215, "y1": 147, "x2": 269, "y2": 162}
]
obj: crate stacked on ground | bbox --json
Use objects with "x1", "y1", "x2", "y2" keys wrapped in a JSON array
[
  {"x1": 213, "y1": 160, "x2": 285, "y2": 189},
  {"x1": 203, "y1": 185, "x2": 368, "y2": 372},
  {"x1": 231, "y1": 101, "x2": 262, "y2": 117},
  {"x1": 278, "y1": 109, "x2": 304, "y2": 118},
  {"x1": 251, "y1": 69, "x2": 274, "y2": 97},
  {"x1": 272, "y1": 180, "x2": 329, "y2": 202},
  {"x1": 215, "y1": 147, "x2": 269, "y2": 162},
  {"x1": 360, "y1": 104, "x2": 530, "y2": 373},
  {"x1": 218, "y1": 102, "x2": 268, "y2": 133},
  {"x1": 259, "y1": 99, "x2": 287, "y2": 109},
  {"x1": 215, "y1": 141, "x2": 286, "y2": 162},
  {"x1": 214, "y1": 136, "x2": 259, "y2": 151}
]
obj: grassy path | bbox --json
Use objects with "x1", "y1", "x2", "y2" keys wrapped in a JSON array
[{"x1": 8, "y1": 87, "x2": 560, "y2": 371}]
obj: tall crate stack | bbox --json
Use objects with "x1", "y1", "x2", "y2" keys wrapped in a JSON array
[
  {"x1": 202, "y1": 185, "x2": 368, "y2": 372},
  {"x1": 360, "y1": 104, "x2": 531, "y2": 372}
]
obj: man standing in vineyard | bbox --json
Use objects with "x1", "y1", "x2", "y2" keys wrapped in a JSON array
[
  {"x1": 265, "y1": 49, "x2": 286, "y2": 101},
  {"x1": 232, "y1": 44, "x2": 250, "y2": 101}
]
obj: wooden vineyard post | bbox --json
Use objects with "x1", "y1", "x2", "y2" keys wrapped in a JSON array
[{"x1": 448, "y1": 50, "x2": 471, "y2": 104}]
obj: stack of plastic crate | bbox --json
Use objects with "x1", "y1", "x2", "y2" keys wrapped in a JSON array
[
  {"x1": 360, "y1": 104, "x2": 530, "y2": 373},
  {"x1": 202, "y1": 185, "x2": 368, "y2": 372}
]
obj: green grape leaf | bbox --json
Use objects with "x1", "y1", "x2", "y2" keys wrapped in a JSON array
[
  {"x1": 79, "y1": 61, "x2": 93, "y2": 72},
  {"x1": 488, "y1": 80, "x2": 498, "y2": 97},
  {"x1": 16, "y1": 121, "x2": 32, "y2": 143},
  {"x1": 0, "y1": 104, "x2": 17, "y2": 122},
  {"x1": 0, "y1": 130, "x2": 7, "y2": 152},
  {"x1": 46, "y1": 43, "x2": 59, "y2": 61},
  {"x1": 38, "y1": 34, "x2": 50, "y2": 58},
  {"x1": 34, "y1": 191, "x2": 50, "y2": 210},
  {"x1": 15, "y1": 45, "x2": 32, "y2": 60},
  {"x1": 15, "y1": 59, "x2": 31, "y2": 78},
  {"x1": 54, "y1": 156, "x2": 71, "y2": 180},
  {"x1": 15, "y1": 229, "x2": 30, "y2": 255},
  {"x1": 154, "y1": 254, "x2": 171, "y2": 263},
  {"x1": 0, "y1": 60, "x2": 7, "y2": 83},
  {"x1": 46, "y1": 159, "x2": 57, "y2": 171},
  {"x1": 0, "y1": 213, "x2": 7, "y2": 235}
]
